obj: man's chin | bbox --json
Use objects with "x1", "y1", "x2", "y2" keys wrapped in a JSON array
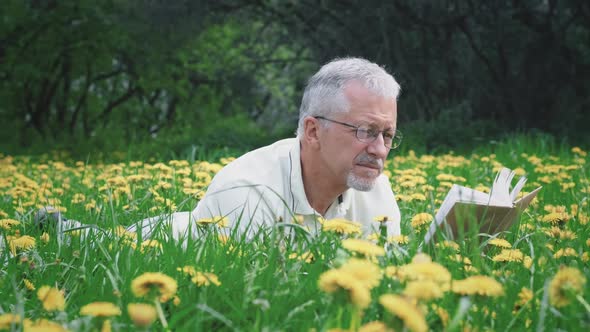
[{"x1": 347, "y1": 174, "x2": 377, "y2": 192}]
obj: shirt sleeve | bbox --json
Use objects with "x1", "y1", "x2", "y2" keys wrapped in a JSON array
[{"x1": 191, "y1": 182, "x2": 281, "y2": 237}]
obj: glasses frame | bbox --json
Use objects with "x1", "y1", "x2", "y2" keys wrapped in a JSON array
[{"x1": 314, "y1": 116, "x2": 402, "y2": 149}]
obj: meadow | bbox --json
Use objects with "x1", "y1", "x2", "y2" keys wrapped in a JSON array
[{"x1": 0, "y1": 138, "x2": 589, "y2": 331}]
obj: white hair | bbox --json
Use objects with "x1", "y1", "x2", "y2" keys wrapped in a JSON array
[{"x1": 296, "y1": 57, "x2": 400, "y2": 137}]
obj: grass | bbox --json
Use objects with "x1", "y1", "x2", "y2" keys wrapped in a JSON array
[{"x1": 0, "y1": 136, "x2": 589, "y2": 331}]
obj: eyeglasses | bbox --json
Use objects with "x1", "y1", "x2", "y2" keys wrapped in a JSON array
[{"x1": 315, "y1": 116, "x2": 402, "y2": 149}]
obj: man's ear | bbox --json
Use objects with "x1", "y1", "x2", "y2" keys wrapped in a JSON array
[{"x1": 303, "y1": 116, "x2": 321, "y2": 147}]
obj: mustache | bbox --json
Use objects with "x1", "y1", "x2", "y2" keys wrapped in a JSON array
[{"x1": 355, "y1": 154, "x2": 383, "y2": 169}]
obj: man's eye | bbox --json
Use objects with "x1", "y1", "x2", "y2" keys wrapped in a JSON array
[
  {"x1": 366, "y1": 128, "x2": 380, "y2": 138},
  {"x1": 356, "y1": 128, "x2": 370, "y2": 138},
  {"x1": 383, "y1": 131, "x2": 395, "y2": 140}
]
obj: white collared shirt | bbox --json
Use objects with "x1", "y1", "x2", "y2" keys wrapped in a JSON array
[{"x1": 191, "y1": 138, "x2": 401, "y2": 237}]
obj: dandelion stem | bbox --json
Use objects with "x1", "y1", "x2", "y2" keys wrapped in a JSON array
[
  {"x1": 576, "y1": 294, "x2": 590, "y2": 313},
  {"x1": 154, "y1": 299, "x2": 168, "y2": 329},
  {"x1": 379, "y1": 222, "x2": 387, "y2": 247},
  {"x1": 336, "y1": 306, "x2": 343, "y2": 328},
  {"x1": 349, "y1": 306, "x2": 361, "y2": 331}
]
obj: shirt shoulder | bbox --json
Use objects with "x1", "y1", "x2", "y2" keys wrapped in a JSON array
[{"x1": 207, "y1": 138, "x2": 297, "y2": 190}]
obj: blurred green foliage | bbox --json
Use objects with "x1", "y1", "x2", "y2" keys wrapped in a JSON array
[{"x1": 1, "y1": 1, "x2": 589, "y2": 159}]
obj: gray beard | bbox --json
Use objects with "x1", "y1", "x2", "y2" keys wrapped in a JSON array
[
  {"x1": 347, "y1": 153, "x2": 383, "y2": 191},
  {"x1": 347, "y1": 172, "x2": 377, "y2": 191}
]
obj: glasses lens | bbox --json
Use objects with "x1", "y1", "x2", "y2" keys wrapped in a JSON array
[
  {"x1": 355, "y1": 128, "x2": 373, "y2": 142},
  {"x1": 356, "y1": 128, "x2": 402, "y2": 149},
  {"x1": 391, "y1": 130, "x2": 402, "y2": 149}
]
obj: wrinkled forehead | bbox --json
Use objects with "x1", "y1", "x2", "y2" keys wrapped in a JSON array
[{"x1": 342, "y1": 82, "x2": 397, "y2": 126}]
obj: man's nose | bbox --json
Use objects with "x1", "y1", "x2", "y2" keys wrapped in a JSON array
[{"x1": 366, "y1": 133, "x2": 390, "y2": 159}]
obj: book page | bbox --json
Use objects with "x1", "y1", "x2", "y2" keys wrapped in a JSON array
[
  {"x1": 510, "y1": 176, "x2": 527, "y2": 201},
  {"x1": 489, "y1": 168, "x2": 515, "y2": 206},
  {"x1": 424, "y1": 186, "x2": 542, "y2": 244}
]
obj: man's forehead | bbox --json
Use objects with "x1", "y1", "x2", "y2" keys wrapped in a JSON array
[{"x1": 343, "y1": 80, "x2": 383, "y2": 100}]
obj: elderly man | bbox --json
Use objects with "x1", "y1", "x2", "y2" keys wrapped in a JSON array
[
  {"x1": 184, "y1": 57, "x2": 402, "y2": 237},
  {"x1": 37, "y1": 57, "x2": 402, "y2": 241}
]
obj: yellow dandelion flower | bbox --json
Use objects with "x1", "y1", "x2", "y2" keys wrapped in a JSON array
[
  {"x1": 341, "y1": 238, "x2": 385, "y2": 257},
  {"x1": 113, "y1": 226, "x2": 137, "y2": 240},
  {"x1": 396, "y1": 261, "x2": 452, "y2": 287},
  {"x1": 513, "y1": 287, "x2": 533, "y2": 312},
  {"x1": 553, "y1": 247, "x2": 577, "y2": 259},
  {"x1": 322, "y1": 218, "x2": 362, "y2": 235},
  {"x1": 582, "y1": 252, "x2": 589, "y2": 262},
  {"x1": 492, "y1": 269, "x2": 513, "y2": 278},
  {"x1": 23, "y1": 279, "x2": 35, "y2": 291},
  {"x1": 0, "y1": 314, "x2": 31, "y2": 330},
  {"x1": 388, "y1": 235, "x2": 409, "y2": 244},
  {"x1": 140, "y1": 239, "x2": 162, "y2": 252},
  {"x1": 40, "y1": 232, "x2": 50, "y2": 244},
  {"x1": 403, "y1": 280, "x2": 444, "y2": 300},
  {"x1": 571, "y1": 147, "x2": 587, "y2": 156},
  {"x1": 544, "y1": 204, "x2": 568, "y2": 214},
  {"x1": 0, "y1": 218, "x2": 20, "y2": 230},
  {"x1": 488, "y1": 238, "x2": 512, "y2": 248},
  {"x1": 544, "y1": 227, "x2": 577, "y2": 240},
  {"x1": 28, "y1": 319, "x2": 68, "y2": 332},
  {"x1": 464, "y1": 265, "x2": 479, "y2": 274},
  {"x1": 492, "y1": 249, "x2": 524, "y2": 262},
  {"x1": 71, "y1": 193, "x2": 86, "y2": 204},
  {"x1": 177, "y1": 265, "x2": 197, "y2": 276},
  {"x1": 523, "y1": 256, "x2": 533, "y2": 269},
  {"x1": 318, "y1": 269, "x2": 371, "y2": 309},
  {"x1": 292, "y1": 215, "x2": 305, "y2": 224},
  {"x1": 549, "y1": 266, "x2": 586, "y2": 307},
  {"x1": 451, "y1": 275, "x2": 504, "y2": 297},
  {"x1": 67, "y1": 229, "x2": 81, "y2": 238},
  {"x1": 373, "y1": 215, "x2": 389, "y2": 223},
  {"x1": 191, "y1": 272, "x2": 222, "y2": 287},
  {"x1": 7, "y1": 235, "x2": 36, "y2": 255},
  {"x1": 400, "y1": 180, "x2": 417, "y2": 188},
  {"x1": 288, "y1": 251, "x2": 314, "y2": 263},
  {"x1": 196, "y1": 216, "x2": 229, "y2": 228},
  {"x1": 384, "y1": 265, "x2": 398, "y2": 279},
  {"x1": 173, "y1": 296, "x2": 181, "y2": 306},
  {"x1": 436, "y1": 174, "x2": 458, "y2": 182},
  {"x1": 411, "y1": 213, "x2": 433, "y2": 230},
  {"x1": 379, "y1": 294, "x2": 427, "y2": 332},
  {"x1": 37, "y1": 286, "x2": 65, "y2": 311},
  {"x1": 448, "y1": 254, "x2": 472, "y2": 265},
  {"x1": 339, "y1": 258, "x2": 382, "y2": 290},
  {"x1": 520, "y1": 223, "x2": 535, "y2": 232},
  {"x1": 432, "y1": 304, "x2": 449, "y2": 327},
  {"x1": 541, "y1": 212, "x2": 570, "y2": 225},
  {"x1": 80, "y1": 302, "x2": 121, "y2": 317},
  {"x1": 358, "y1": 321, "x2": 393, "y2": 332},
  {"x1": 131, "y1": 272, "x2": 178, "y2": 301},
  {"x1": 435, "y1": 240, "x2": 460, "y2": 251},
  {"x1": 127, "y1": 303, "x2": 157, "y2": 328},
  {"x1": 411, "y1": 193, "x2": 427, "y2": 201}
]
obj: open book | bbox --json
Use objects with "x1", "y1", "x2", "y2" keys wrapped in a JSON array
[{"x1": 423, "y1": 167, "x2": 541, "y2": 244}]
